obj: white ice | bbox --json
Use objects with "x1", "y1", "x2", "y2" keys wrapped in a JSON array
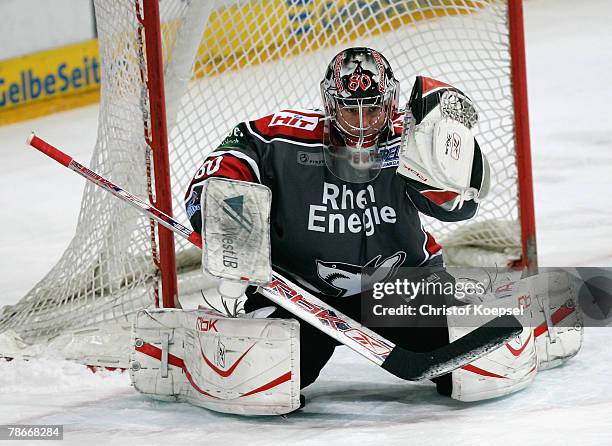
[{"x1": 1, "y1": 0, "x2": 612, "y2": 444}]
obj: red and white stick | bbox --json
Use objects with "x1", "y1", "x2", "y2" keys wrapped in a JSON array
[
  {"x1": 27, "y1": 133, "x2": 521, "y2": 381},
  {"x1": 27, "y1": 134, "x2": 202, "y2": 249}
]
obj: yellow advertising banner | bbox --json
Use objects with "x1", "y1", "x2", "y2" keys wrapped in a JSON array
[
  {"x1": 0, "y1": 39, "x2": 101, "y2": 125},
  {"x1": 194, "y1": 0, "x2": 483, "y2": 76}
]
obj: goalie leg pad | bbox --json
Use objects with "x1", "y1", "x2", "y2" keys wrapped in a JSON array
[
  {"x1": 445, "y1": 292, "x2": 537, "y2": 402},
  {"x1": 447, "y1": 326, "x2": 537, "y2": 402},
  {"x1": 445, "y1": 270, "x2": 584, "y2": 401},
  {"x1": 488, "y1": 271, "x2": 584, "y2": 371},
  {"x1": 130, "y1": 308, "x2": 300, "y2": 416}
]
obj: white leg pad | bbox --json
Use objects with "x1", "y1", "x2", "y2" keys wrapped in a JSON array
[
  {"x1": 446, "y1": 293, "x2": 537, "y2": 402},
  {"x1": 448, "y1": 326, "x2": 537, "y2": 402},
  {"x1": 446, "y1": 271, "x2": 583, "y2": 401},
  {"x1": 130, "y1": 308, "x2": 300, "y2": 415},
  {"x1": 488, "y1": 271, "x2": 583, "y2": 370}
]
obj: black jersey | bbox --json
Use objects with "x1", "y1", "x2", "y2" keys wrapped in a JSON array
[{"x1": 185, "y1": 85, "x2": 485, "y2": 298}]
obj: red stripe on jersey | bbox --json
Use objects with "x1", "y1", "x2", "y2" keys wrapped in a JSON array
[
  {"x1": 190, "y1": 154, "x2": 254, "y2": 186},
  {"x1": 421, "y1": 77, "x2": 452, "y2": 95},
  {"x1": 422, "y1": 190, "x2": 458, "y2": 206},
  {"x1": 254, "y1": 109, "x2": 324, "y2": 141},
  {"x1": 207, "y1": 154, "x2": 255, "y2": 182},
  {"x1": 185, "y1": 154, "x2": 255, "y2": 201},
  {"x1": 425, "y1": 231, "x2": 442, "y2": 256}
]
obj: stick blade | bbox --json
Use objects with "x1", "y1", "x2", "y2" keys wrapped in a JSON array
[{"x1": 381, "y1": 315, "x2": 523, "y2": 381}]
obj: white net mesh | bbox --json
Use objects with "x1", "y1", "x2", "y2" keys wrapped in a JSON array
[{"x1": 0, "y1": 0, "x2": 525, "y2": 366}]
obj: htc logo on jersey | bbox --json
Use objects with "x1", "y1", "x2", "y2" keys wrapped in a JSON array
[{"x1": 308, "y1": 182, "x2": 396, "y2": 236}]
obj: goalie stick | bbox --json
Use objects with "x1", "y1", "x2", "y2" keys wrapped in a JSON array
[{"x1": 26, "y1": 133, "x2": 522, "y2": 381}]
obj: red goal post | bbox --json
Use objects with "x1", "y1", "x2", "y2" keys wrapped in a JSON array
[
  {"x1": 508, "y1": 0, "x2": 537, "y2": 273},
  {"x1": 138, "y1": 0, "x2": 178, "y2": 308},
  {"x1": 0, "y1": 0, "x2": 536, "y2": 366}
]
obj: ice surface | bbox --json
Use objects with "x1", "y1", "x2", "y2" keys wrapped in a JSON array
[
  {"x1": 0, "y1": 0, "x2": 611, "y2": 443},
  {"x1": 0, "y1": 329, "x2": 611, "y2": 445}
]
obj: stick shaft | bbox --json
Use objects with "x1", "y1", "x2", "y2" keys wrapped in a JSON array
[{"x1": 28, "y1": 134, "x2": 202, "y2": 248}]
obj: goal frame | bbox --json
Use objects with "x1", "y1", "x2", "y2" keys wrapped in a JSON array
[{"x1": 139, "y1": 0, "x2": 537, "y2": 309}]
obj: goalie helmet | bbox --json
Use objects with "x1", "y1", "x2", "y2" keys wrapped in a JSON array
[{"x1": 320, "y1": 47, "x2": 399, "y2": 183}]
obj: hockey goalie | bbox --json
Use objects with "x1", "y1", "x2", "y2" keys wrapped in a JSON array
[{"x1": 130, "y1": 47, "x2": 583, "y2": 415}]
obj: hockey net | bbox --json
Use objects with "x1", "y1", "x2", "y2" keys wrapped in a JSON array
[{"x1": 0, "y1": 0, "x2": 534, "y2": 366}]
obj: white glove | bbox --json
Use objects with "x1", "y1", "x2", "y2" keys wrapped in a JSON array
[{"x1": 398, "y1": 90, "x2": 489, "y2": 210}]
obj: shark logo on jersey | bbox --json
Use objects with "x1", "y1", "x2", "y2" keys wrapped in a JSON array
[{"x1": 316, "y1": 251, "x2": 406, "y2": 297}]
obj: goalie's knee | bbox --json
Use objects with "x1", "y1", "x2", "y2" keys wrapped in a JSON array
[{"x1": 444, "y1": 326, "x2": 537, "y2": 402}]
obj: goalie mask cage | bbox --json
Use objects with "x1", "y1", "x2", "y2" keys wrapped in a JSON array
[{"x1": 0, "y1": 0, "x2": 535, "y2": 366}]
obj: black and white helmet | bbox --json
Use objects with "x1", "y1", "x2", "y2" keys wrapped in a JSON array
[{"x1": 320, "y1": 47, "x2": 399, "y2": 182}]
